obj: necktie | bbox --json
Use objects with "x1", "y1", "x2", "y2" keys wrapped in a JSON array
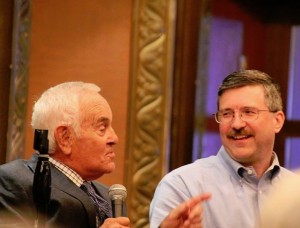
[{"x1": 81, "y1": 181, "x2": 112, "y2": 226}]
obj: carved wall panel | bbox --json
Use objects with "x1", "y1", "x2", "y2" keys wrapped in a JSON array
[{"x1": 125, "y1": 0, "x2": 176, "y2": 227}]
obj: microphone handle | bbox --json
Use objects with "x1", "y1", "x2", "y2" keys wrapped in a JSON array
[
  {"x1": 111, "y1": 198, "x2": 124, "y2": 217},
  {"x1": 33, "y1": 155, "x2": 51, "y2": 228}
]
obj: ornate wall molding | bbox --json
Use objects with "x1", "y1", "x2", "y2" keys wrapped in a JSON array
[
  {"x1": 125, "y1": 0, "x2": 176, "y2": 227},
  {"x1": 6, "y1": 0, "x2": 31, "y2": 161}
]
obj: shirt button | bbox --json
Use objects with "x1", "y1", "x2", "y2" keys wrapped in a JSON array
[{"x1": 247, "y1": 169, "x2": 253, "y2": 175}]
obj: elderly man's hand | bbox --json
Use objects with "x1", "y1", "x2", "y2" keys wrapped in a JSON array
[{"x1": 100, "y1": 217, "x2": 130, "y2": 228}]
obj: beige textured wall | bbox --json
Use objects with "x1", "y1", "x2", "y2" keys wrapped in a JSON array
[{"x1": 25, "y1": 0, "x2": 132, "y2": 186}]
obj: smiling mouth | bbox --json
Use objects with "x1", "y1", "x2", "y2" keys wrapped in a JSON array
[{"x1": 229, "y1": 135, "x2": 251, "y2": 140}]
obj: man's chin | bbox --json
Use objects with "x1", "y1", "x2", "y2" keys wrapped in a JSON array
[
  {"x1": 226, "y1": 148, "x2": 253, "y2": 161},
  {"x1": 105, "y1": 163, "x2": 116, "y2": 173},
  {"x1": 90, "y1": 163, "x2": 116, "y2": 179}
]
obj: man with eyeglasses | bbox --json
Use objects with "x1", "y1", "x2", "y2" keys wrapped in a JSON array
[{"x1": 149, "y1": 69, "x2": 295, "y2": 228}]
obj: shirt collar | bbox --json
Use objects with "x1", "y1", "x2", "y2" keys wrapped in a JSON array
[
  {"x1": 217, "y1": 146, "x2": 280, "y2": 180},
  {"x1": 49, "y1": 157, "x2": 84, "y2": 187}
]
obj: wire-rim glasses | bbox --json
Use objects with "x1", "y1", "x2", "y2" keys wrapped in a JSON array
[{"x1": 214, "y1": 107, "x2": 276, "y2": 124}]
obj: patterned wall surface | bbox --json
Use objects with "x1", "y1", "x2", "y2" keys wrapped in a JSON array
[{"x1": 125, "y1": 0, "x2": 176, "y2": 227}]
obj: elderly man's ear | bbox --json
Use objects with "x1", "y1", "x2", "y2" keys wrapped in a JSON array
[{"x1": 54, "y1": 126, "x2": 75, "y2": 155}]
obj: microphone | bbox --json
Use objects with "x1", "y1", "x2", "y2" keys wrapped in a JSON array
[
  {"x1": 108, "y1": 184, "x2": 127, "y2": 217},
  {"x1": 33, "y1": 129, "x2": 51, "y2": 228}
]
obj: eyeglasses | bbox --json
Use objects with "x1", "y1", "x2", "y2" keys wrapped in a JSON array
[{"x1": 214, "y1": 107, "x2": 276, "y2": 124}]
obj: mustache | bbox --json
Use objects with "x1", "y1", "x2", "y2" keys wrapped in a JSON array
[{"x1": 227, "y1": 129, "x2": 253, "y2": 137}]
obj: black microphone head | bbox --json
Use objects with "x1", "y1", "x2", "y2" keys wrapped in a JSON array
[
  {"x1": 33, "y1": 129, "x2": 49, "y2": 154},
  {"x1": 109, "y1": 184, "x2": 127, "y2": 201}
]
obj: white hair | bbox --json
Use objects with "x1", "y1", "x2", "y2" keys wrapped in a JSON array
[{"x1": 31, "y1": 81, "x2": 101, "y2": 153}]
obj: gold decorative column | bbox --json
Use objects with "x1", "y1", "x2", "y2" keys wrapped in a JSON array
[{"x1": 125, "y1": 0, "x2": 176, "y2": 227}]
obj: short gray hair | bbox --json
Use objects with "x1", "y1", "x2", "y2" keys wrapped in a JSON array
[
  {"x1": 31, "y1": 81, "x2": 101, "y2": 153},
  {"x1": 217, "y1": 70, "x2": 283, "y2": 111}
]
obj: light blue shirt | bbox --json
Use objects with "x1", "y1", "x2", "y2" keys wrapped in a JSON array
[{"x1": 149, "y1": 146, "x2": 294, "y2": 228}]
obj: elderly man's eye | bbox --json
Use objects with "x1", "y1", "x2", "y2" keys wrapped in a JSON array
[{"x1": 99, "y1": 125, "x2": 106, "y2": 132}]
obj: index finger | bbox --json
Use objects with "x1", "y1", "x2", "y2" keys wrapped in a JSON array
[
  {"x1": 170, "y1": 193, "x2": 211, "y2": 220},
  {"x1": 187, "y1": 193, "x2": 211, "y2": 208}
]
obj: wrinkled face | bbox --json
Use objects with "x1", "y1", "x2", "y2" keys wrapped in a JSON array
[
  {"x1": 218, "y1": 85, "x2": 284, "y2": 167},
  {"x1": 71, "y1": 92, "x2": 119, "y2": 180}
]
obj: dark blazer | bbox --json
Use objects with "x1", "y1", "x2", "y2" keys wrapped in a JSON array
[{"x1": 0, "y1": 153, "x2": 111, "y2": 228}]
